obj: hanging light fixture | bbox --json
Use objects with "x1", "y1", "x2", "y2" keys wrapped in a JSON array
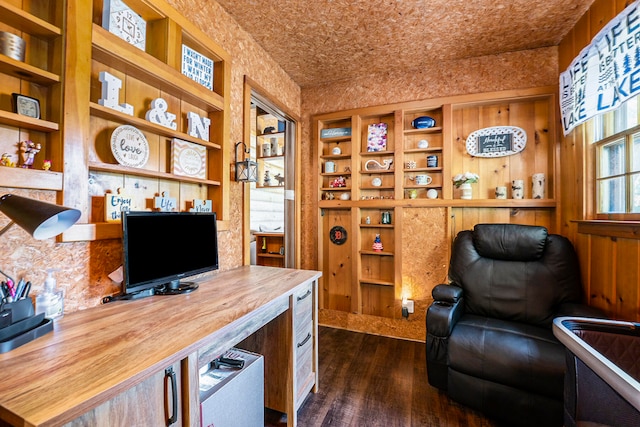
[{"x1": 234, "y1": 141, "x2": 258, "y2": 183}]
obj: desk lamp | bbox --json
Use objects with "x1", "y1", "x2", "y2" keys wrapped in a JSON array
[{"x1": 0, "y1": 194, "x2": 81, "y2": 283}]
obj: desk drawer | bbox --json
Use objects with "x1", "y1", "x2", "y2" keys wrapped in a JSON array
[{"x1": 293, "y1": 283, "x2": 313, "y2": 326}]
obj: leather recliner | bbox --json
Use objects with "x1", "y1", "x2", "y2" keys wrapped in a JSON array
[{"x1": 426, "y1": 224, "x2": 603, "y2": 427}]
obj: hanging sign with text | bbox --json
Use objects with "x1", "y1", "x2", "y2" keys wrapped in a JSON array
[{"x1": 560, "y1": 1, "x2": 640, "y2": 135}]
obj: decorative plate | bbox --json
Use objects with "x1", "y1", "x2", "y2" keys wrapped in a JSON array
[
  {"x1": 371, "y1": 177, "x2": 382, "y2": 187},
  {"x1": 110, "y1": 125, "x2": 149, "y2": 168},
  {"x1": 465, "y1": 126, "x2": 527, "y2": 158},
  {"x1": 411, "y1": 116, "x2": 436, "y2": 129},
  {"x1": 329, "y1": 226, "x2": 348, "y2": 245}
]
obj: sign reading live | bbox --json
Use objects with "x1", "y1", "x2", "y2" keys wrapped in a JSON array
[{"x1": 560, "y1": 0, "x2": 640, "y2": 136}]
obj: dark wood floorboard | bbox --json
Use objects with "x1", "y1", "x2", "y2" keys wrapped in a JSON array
[{"x1": 266, "y1": 326, "x2": 497, "y2": 427}]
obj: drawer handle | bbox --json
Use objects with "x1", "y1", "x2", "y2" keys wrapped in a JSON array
[
  {"x1": 165, "y1": 366, "x2": 178, "y2": 426},
  {"x1": 297, "y1": 332, "x2": 312, "y2": 348},
  {"x1": 297, "y1": 289, "x2": 312, "y2": 302}
]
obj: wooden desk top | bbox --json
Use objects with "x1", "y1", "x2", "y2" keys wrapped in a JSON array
[{"x1": 0, "y1": 266, "x2": 321, "y2": 427}]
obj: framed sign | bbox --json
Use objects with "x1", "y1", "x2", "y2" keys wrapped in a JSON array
[
  {"x1": 110, "y1": 125, "x2": 149, "y2": 168},
  {"x1": 172, "y1": 138, "x2": 206, "y2": 179},
  {"x1": 465, "y1": 126, "x2": 527, "y2": 158},
  {"x1": 102, "y1": 0, "x2": 146, "y2": 50},
  {"x1": 181, "y1": 44, "x2": 213, "y2": 90},
  {"x1": 12, "y1": 93, "x2": 40, "y2": 119},
  {"x1": 478, "y1": 133, "x2": 512, "y2": 154}
]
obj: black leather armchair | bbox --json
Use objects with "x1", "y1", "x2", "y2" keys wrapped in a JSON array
[{"x1": 426, "y1": 224, "x2": 603, "y2": 427}]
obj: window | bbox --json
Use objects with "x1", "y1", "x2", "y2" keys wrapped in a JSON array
[{"x1": 594, "y1": 97, "x2": 640, "y2": 218}]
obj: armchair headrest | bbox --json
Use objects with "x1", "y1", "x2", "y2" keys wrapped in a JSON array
[{"x1": 472, "y1": 224, "x2": 548, "y2": 261}]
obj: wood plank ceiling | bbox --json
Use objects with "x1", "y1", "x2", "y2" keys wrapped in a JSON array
[{"x1": 213, "y1": 0, "x2": 597, "y2": 87}]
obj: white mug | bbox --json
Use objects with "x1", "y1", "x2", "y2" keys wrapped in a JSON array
[
  {"x1": 415, "y1": 174, "x2": 432, "y2": 185},
  {"x1": 495, "y1": 186, "x2": 507, "y2": 199},
  {"x1": 325, "y1": 161, "x2": 336, "y2": 173}
]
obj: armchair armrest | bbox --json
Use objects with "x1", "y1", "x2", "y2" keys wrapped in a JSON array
[
  {"x1": 426, "y1": 284, "x2": 464, "y2": 391},
  {"x1": 428, "y1": 284, "x2": 464, "y2": 337},
  {"x1": 432, "y1": 283, "x2": 463, "y2": 304}
]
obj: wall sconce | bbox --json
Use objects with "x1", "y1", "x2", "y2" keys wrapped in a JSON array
[{"x1": 234, "y1": 141, "x2": 258, "y2": 183}]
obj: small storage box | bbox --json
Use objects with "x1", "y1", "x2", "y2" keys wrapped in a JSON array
[{"x1": 199, "y1": 348, "x2": 264, "y2": 427}]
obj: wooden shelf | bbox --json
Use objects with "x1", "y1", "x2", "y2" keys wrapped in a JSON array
[
  {"x1": 0, "y1": 1, "x2": 61, "y2": 38},
  {"x1": 403, "y1": 167, "x2": 442, "y2": 172},
  {"x1": 257, "y1": 154, "x2": 284, "y2": 160},
  {"x1": 0, "y1": 110, "x2": 59, "y2": 132},
  {"x1": 257, "y1": 131, "x2": 284, "y2": 138},
  {"x1": 360, "y1": 250, "x2": 394, "y2": 256},
  {"x1": 320, "y1": 171, "x2": 352, "y2": 177},
  {"x1": 360, "y1": 224, "x2": 394, "y2": 228},
  {"x1": 359, "y1": 279, "x2": 395, "y2": 287},
  {"x1": 257, "y1": 253, "x2": 285, "y2": 259},
  {"x1": 404, "y1": 126, "x2": 443, "y2": 135},
  {"x1": 91, "y1": 24, "x2": 224, "y2": 112},
  {"x1": 0, "y1": 167, "x2": 62, "y2": 190},
  {"x1": 90, "y1": 103, "x2": 221, "y2": 149},
  {"x1": 319, "y1": 153, "x2": 351, "y2": 160},
  {"x1": 319, "y1": 135, "x2": 351, "y2": 143},
  {"x1": 0, "y1": 53, "x2": 60, "y2": 85},
  {"x1": 361, "y1": 169, "x2": 394, "y2": 174},
  {"x1": 88, "y1": 162, "x2": 221, "y2": 186},
  {"x1": 360, "y1": 151, "x2": 394, "y2": 157},
  {"x1": 404, "y1": 147, "x2": 442, "y2": 154}
]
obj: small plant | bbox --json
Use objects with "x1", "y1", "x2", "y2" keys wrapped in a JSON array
[{"x1": 452, "y1": 172, "x2": 479, "y2": 188}]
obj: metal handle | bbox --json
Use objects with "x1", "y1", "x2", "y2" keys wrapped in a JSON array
[
  {"x1": 297, "y1": 289, "x2": 311, "y2": 302},
  {"x1": 297, "y1": 332, "x2": 312, "y2": 348},
  {"x1": 165, "y1": 367, "x2": 178, "y2": 426}
]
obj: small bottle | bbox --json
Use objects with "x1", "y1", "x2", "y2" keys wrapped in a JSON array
[{"x1": 36, "y1": 269, "x2": 64, "y2": 321}]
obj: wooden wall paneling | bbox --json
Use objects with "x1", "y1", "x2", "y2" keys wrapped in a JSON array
[
  {"x1": 477, "y1": 103, "x2": 509, "y2": 199},
  {"x1": 361, "y1": 283, "x2": 394, "y2": 318},
  {"x1": 589, "y1": 235, "x2": 615, "y2": 312},
  {"x1": 615, "y1": 238, "x2": 640, "y2": 321},
  {"x1": 589, "y1": 0, "x2": 617, "y2": 37},
  {"x1": 320, "y1": 208, "x2": 353, "y2": 312}
]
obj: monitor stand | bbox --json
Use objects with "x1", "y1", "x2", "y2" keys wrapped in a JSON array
[
  {"x1": 155, "y1": 280, "x2": 199, "y2": 295},
  {"x1": 102, "y1": 287, "x2": 155, "y2": 304}
]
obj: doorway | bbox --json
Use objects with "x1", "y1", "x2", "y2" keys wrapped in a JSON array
[{"x1": 243, "y1": 78, "x2": 299, "y2": 268}]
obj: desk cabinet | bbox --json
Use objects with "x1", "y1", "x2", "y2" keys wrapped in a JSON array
[
  {"x1": 64, "y1": 362, "x2": 182, "y2": 427},
  {"x1": 0, "y1": 267, "x2": 320, "y2": 427}
]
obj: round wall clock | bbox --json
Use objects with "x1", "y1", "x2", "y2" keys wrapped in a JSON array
[
  {"x1": 110, "y1": 125, "x2": 149, "y2": 168},
  {"x1": 329, "y1": 226, "x2": 348, "y2": 245}
]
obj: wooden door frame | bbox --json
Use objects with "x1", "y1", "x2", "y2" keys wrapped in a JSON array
[{"x1": 242, "y1": 76, "x2": 301, "y2": 267}]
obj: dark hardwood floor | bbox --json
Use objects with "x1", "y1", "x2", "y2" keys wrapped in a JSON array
[{"x1": 266, "y1": 326, "x2": 497, "y2": 427}]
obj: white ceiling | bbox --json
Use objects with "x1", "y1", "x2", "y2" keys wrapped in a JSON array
[{"x1": 214, "y1": 0, "x2": 596, "y2": 87}]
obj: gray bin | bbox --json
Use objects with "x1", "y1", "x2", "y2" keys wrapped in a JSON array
[{"x1": 199, "y1": 348, "x2": 264, "y2": 427}]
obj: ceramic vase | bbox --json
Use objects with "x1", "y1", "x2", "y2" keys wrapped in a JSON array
[{"x1": 460, "y1": 183, "x2": 472, "y2": 199}]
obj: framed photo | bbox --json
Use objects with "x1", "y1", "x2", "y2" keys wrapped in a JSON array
[{"x1": 12, "y1": 93, "x2": 40, "y2": 119}]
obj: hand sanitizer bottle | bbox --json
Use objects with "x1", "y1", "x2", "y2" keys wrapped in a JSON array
[{"x1": 36, "y1": 269, "x2": 64, "y2": 321}]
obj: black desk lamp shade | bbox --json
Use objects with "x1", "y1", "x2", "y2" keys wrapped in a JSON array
[{"x1": 0, "y1": 194, "x2": 81, "y2": 240}]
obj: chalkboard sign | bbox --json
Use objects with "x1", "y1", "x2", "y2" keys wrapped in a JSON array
[
  {"x1": 478, "y1": 133, "x2": 512, "y2": 154},
  {"x1": 465, "y1": 126, "x2": 527, "y2": 158}
]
